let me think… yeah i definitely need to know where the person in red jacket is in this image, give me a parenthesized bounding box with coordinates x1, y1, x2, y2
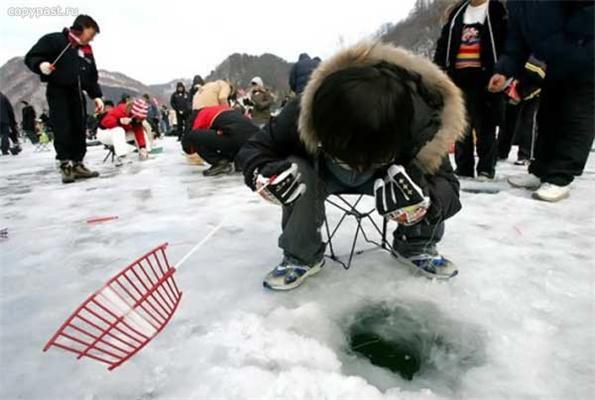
(97, 98, 149, 165)
(182, 104, 260, 176)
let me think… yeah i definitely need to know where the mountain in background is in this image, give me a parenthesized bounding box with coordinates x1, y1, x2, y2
(205, 53, 292, 93)
(2, 0, 455, 119)
(149, 53, 292, 101)
(380, 0, 454, 57)
(0, 56, 167, 117)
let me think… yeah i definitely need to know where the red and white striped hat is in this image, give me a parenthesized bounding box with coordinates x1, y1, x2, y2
(131, 99, 148, 120)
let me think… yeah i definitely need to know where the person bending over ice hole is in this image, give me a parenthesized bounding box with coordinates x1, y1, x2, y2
(97, 98, 150, 166)
(182, 104, 261, 176)
(237, 42, 467, 291)
(24, 14, 104, 184)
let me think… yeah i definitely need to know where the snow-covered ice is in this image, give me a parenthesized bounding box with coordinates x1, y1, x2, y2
(1, 138, 593, 399)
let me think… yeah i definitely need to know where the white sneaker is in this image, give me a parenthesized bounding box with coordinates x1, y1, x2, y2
(263, 259, 324, 291)
(508, 173, 541, 189)
(532, 183, 570, 202)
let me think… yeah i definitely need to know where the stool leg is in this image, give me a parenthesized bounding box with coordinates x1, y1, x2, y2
(382, 218, 388, 249)
(324, 217, 337, 259)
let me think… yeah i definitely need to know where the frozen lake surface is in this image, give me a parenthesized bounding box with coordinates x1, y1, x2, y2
(1, 138, 593, 399)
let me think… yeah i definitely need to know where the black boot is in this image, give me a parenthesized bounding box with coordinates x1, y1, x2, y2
(9, 145, 21, 155)
(59, 161, 76, 184)
(72, 162, 100, 179)
(203, 160, 232, 177)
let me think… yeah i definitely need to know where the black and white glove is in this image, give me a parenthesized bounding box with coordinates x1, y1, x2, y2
(374, 165, 431, 226)
(254, 161, 306, 206)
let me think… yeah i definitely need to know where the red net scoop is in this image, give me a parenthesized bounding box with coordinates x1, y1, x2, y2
(43, 243, 182, 370)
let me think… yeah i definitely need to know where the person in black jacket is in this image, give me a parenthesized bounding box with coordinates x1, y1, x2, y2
(289, 53, 321, 94)
(182, 105, 260, 176)
(170, 82, 189, 141)
(237, 42, 467, 291)
(24, 14, 104, 183)
(0, 92, 21, 155)
(434, 0, 507, 180)
(185, 75, 205, 138)
(20, 101, 37, 143)
(489, 0, 594, 202)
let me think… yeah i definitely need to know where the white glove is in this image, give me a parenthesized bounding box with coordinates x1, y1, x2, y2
(374, 165, 431, 226)
(94, 98, 104, 114)
(119, 117, 132, 125)
(40, 62, 55, 75)
(255, 161, 306, 206)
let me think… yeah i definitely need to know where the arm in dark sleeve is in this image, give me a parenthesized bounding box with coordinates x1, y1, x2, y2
(24, 33, 58, 75)
(237, 99, 302, 189)
(83, 58, 102, 99)
(495, 4, 531, 78)
(433, 19, 451, 70)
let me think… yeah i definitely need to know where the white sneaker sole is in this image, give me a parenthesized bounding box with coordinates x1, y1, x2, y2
(532, 191, 570, 202)
(263, 261, 324, 291)
(507, 177, 540, 190)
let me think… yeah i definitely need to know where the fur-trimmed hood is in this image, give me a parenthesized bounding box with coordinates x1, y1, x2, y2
(298, 41, 467, 174)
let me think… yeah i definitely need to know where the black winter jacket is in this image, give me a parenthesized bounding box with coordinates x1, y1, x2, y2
(496, 0, 594, 82)
(24, 30, 102, 99)
(237, 42, 468, 222)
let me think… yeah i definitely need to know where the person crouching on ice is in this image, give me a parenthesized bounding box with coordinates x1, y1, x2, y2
(236, 42, 467, 291)
(182, 104, 261, 176)
(97, 98, 150, 166)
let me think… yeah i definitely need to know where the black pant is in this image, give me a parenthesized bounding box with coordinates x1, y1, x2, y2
(185, 110, 197, 137)
(175, 110, 186, 139)
(453, 70, 498, 178)
(1, 124, 18, 154)
(182, 110, 259, 165)
(46, 84, 86, 162)
(498, 99, 539, 161)
(529, 80, 595, 186)
(182, 130, 240, 165)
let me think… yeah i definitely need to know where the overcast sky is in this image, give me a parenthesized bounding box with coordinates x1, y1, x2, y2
(1, 0, 416, 85)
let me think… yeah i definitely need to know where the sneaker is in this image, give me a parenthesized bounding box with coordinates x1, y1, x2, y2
(72, 162, 100, 179)
(455, 169, 474, 180)
(9, 145, 21, 155)
(508, 173, 541, 189)
(514, 159, 530, 166)
(263, 259, 325, 291)
(59, 161, 76, 184)
(139, 148, 149, 161)
(203, 161, 233, 177)
(532, 183, 570, 202)
(394, 253, 458, 280)
(476, 172, 494, 182)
